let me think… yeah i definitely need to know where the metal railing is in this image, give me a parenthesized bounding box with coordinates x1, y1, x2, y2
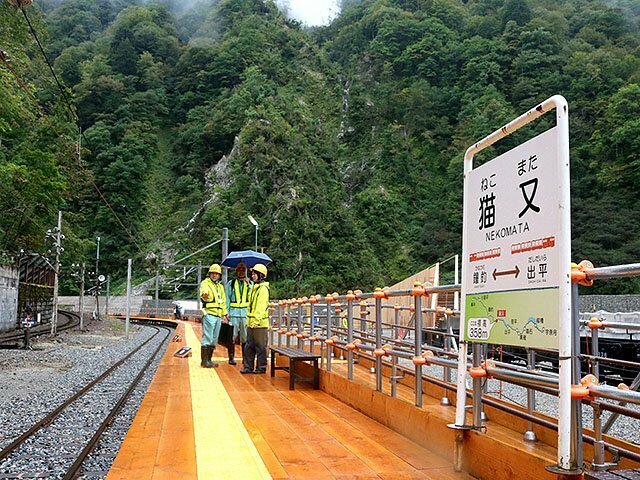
(269, 262, 640, 473)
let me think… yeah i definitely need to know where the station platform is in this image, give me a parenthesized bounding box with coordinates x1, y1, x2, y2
(106, 321, 473, 480)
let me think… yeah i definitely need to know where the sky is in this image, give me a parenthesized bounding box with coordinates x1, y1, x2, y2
(276, 0, 341, 26)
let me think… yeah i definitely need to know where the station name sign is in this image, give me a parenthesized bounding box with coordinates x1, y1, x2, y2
(463, 127, 567, 349)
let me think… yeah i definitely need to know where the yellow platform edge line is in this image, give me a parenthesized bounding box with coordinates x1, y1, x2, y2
(184, 322, 272, 480)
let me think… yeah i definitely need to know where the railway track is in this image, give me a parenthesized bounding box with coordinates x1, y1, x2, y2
(0, 310, 81, 347)
(0, 322, 173, 479)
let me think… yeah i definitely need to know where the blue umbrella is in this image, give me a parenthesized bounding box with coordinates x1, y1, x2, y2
(221, 250, 272, 269)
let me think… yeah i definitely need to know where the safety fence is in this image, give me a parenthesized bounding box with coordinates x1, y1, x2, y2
(268, 261, 640, 474)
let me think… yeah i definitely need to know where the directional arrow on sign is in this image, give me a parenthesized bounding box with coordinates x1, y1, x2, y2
(493, 266, 520, 280)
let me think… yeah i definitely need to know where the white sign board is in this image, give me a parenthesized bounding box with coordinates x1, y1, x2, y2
(462, 127, 567, 349)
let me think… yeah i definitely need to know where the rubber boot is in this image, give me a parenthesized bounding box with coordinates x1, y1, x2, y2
(200, 345, 208, 367)
(208, 346, 219, 368)
(202, 346, 218, 368)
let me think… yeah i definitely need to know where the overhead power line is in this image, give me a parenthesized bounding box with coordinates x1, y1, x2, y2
(0, 50, 145, 253)
(2, 4, 149, 254)
(19, 6, 77, 123)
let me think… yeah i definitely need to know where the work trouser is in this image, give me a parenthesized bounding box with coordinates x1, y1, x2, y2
(228, 307, 247, 344)
(201, 314, 222, 347)
(244, 327, 268, 371)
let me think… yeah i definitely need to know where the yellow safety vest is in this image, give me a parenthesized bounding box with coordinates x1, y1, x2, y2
(200, 278, 227, 317)
(246, 282, 270, 328)
(229, 279, 250, 308)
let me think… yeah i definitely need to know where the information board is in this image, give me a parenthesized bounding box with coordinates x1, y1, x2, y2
(462, 127, 566, 349)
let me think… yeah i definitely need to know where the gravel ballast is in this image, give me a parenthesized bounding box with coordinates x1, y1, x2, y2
(0, 318, 171, 479)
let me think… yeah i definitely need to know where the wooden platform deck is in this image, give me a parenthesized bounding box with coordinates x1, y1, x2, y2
(107, 321, 473, 479)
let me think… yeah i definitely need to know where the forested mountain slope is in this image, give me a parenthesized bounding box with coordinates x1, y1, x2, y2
(1, 0, 639, 296)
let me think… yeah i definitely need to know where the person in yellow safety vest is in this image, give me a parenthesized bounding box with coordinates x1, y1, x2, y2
(241, 263, 270, 374)
(199, 264, 228, 368)
(224, 263, 252, 365)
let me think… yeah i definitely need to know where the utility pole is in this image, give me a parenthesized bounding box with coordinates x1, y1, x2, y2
(222, 227, 229, 285)
(105, 274, 110, 315)
(125, 259, 132, 340)
(155, 270, 159, 317)
(79, 262, 85, 330)
(197, 260, 202, 312)
(95, 236, 100, 320)
(51, 210, 62, 335)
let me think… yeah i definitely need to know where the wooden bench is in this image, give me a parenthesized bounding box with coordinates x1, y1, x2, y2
(270, 346, 321, 390)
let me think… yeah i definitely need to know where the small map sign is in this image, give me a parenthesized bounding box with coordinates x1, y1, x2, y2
(462, 127, 567, 349)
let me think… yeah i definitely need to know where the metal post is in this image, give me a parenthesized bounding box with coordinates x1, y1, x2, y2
(441, 312, 452, 406)
(326, 303, 332, 372)
(79, 262, 85, 331)
(105, 275, 110, 315)
(347, 298, 353, 381)
(472, 343, 483, 428)
(310, 303, 315, 354)
(556, 97, 573, 472)
(125, 259, 132, 340)
(375, 297, 383, 392)
(394, 307, 399, 340)
(51, 210, 62, 335)
(454, 255, 459, 311)
(255, 225, 258, 252)
(277, 304, 283, 347)
(222, 227, 229, 285)
(524, 349, 537, 441)
(591, 321, 600, 379)
(155, 270, 159, 317)
(415, 294, 423, 407)
(297, 303, 303, 349)
(286, 303, 291, 347)
(196, 261, 202, 312)
(570, 283, 583, 470)
(592, 403, 607, 470)
(268, 304, 274, 346)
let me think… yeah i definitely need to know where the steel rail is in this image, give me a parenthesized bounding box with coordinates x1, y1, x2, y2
(0, 310, 80, 345)
(63, 324, 172, 479)
(0, 324, 165, 462)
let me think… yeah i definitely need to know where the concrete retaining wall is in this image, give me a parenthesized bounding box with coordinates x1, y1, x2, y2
(580, 295, 640, 312)
(0, 266, 19, 332)
(58, 295, 153, 316)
